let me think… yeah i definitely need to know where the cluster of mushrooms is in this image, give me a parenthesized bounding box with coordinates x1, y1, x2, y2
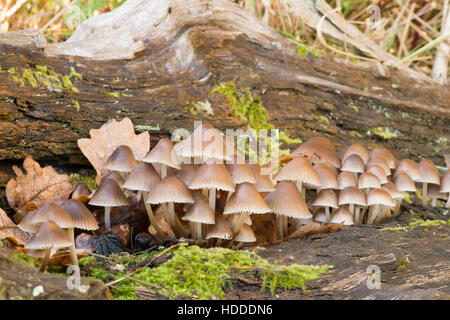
(18, 123, 450, 272)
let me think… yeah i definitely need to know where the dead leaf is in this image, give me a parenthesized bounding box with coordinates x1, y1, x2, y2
(77, 117, 150, 184)
(111, 224, 130, 247)
(0, 208, 30, 246)
(148, 205, 174, 237)
(286, 222, 346, 240)
(48, 249, 88, 265)
(5, 156, 73, 222)
(75, 233, 97, 253)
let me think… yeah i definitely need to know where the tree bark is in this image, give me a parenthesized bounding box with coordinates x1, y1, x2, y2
(0, 0, 449, 199)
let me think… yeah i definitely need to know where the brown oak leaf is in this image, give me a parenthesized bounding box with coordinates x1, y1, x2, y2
(5, 156, 73, 222)
(0, 208, 31, 246)
(77, 117, 150, 183)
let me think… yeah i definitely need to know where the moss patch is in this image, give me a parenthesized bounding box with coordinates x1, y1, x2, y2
(381, 218, 449, 231)
(69, 173, 97, 190)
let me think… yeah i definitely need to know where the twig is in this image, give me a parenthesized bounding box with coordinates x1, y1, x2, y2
(40, 0, 81, 32)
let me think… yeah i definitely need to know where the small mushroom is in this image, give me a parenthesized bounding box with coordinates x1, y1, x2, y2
(338, 186, 367, 223)
(71, 183, 91, 204)
(341, 154, 365, 180)
(105, 145, 138, 179)
(142, 138, 181, 179)
(382, 182, 404, 217)
(417, 159, 440, 206)
(181, 200, 215, 245)
(232, 224, 256, 249)
(337, 171, 357, 190)
(369, 147, 397, 170)
(311, 189, 338, 223)
(440, 170, 450, 208)
(330, 208, 354, 225)
(290, 137, 341, 169)
(206, 216, 232, 247)
(393, 173, 417, 216)
(341, 143, 369, 164)
(366, 189, 394, 224)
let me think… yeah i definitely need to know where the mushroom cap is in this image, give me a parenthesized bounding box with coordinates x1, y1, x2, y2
(440, 170, 450, 193)
(102, 171, 125, 187)
(428, 184, 446, 199)
(223, 182, 271, 215)
(205, 217, 232, 240)
(291, 137, 340, 168)
(274, 156, 321, 187)
(367, 158, 391, 176)
(382, 182, 404, 200)
(313, 163, 338, 189)
(338, 186, 367, 206)
(25, 221, 72, 250)
(228, 213, 252, 229)
(264, 181, 312, 219)
(226, 162, 256, 184)
(71, 183, 91, 201)
(418, 159, 440, 184)
(249, 164, 276, 192)
(342, 143, 369, 164)
(18, 202, 74, 232)
(369, 147, 397, 169)
(146, 175, 194, 204)
(330, 208, 354, 225)
(312, 189, 338, 208)
(176, 164, 198, 186)
(366, 165, 388, 184)
(89, 179, 130, 207)
(105, 145, 138, 173)
(189, 160, 235, 192)
(313, 209, 328, 224)
(358, 172, 381, 189)
(57, 199, 99, 231)
(341, 154, 365, 173)
(394, 159, 421, 181)
(234, 224, 256, 243)
(142, 138, 181, 169)
(367, 188, 395, 206)
(181, 200, 215, 224)
(337, 171, 357, 190)
(394, 173, 416, 192)
(123, 162, 161, 192)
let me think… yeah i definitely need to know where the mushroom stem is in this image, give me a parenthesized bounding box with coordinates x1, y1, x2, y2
(215, 239, 223, 247)
(354, 206, 360, 225)
(431, 197, 437, 207)
(167, 202, 188, 237)
(367, 205, 379, 224)
(196, 222, 203, 246)
(104, 206, 111, 230)
(282, 216, 288, 236)
(209, 188, 216, 211)
(143, 191, 165, 239)
(231, 212, 249, 236)
(296, 181, 305, 198)
(422, 182, 428, 205)
(39, 248, 52, 273)
(278, 215, 285, 240)
(136, 190, 142, 202)
(393, 198, 403, 217)
(161, 164, 167, 179)
(67, 228, 79, 274)
(235, 242, 244, 249)
(325, 207, 331, 223)
(349, 203, 355, 216)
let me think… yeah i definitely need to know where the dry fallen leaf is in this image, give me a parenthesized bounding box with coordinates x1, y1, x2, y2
(0, 208, 31, 246)
(148, 205, 174, 238)
(5, 156, 73, 222)
(77, 117, 150, 183)
(286, 222, 346, 240)
(48, 249, 88, 265)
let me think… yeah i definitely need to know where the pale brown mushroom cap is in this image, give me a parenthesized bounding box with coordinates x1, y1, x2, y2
(142, 138, 181, 169)
(57, 199, 99, 231)
(234, 224, 256, 243)
(358, 172, 381, 189)
(223, 182, 270, 215)
(313, 209, 328, 224)
(19, 202, 74, 232)
(205, 217, 232, 240)
(418, 159, 440, 185)
(369, 147, 397, 169)
(291, 137, 340, 168)
(341, 154, 365, 173)
(105, 145, 138, 173)
(366, 165, 388, 184)
(226, 162, 256, 184)
(382, 182, 404, 200)
(249, 164, 276, 192)
(264, 181, 312, 219)
(367, 188, 395, 207)
(312, 189, 338, 208)
(228, 214, 252, 229)
(89, 179, 130, 207)
(330, 208, 354, 225)
(274, 156, 321, 187)
(440, 170, 450, 193)
(146, 175, 194, 204)
(123, 162, 161, 192)
(394, 173, 416, 192)
(313, 163, 338, 189)
(25, 221, 72, 250)
(71, 183, 91, 201)
(337, 171, 357, 190)
(181, 200, 215, 224)
(189, 160, 235, 192)
(342, 143, 369, 164)
(102, 171, 125, 187)
(394, 159, 421, 181)
(18, 210, 40, 233)
(428, 184, 446, 200)
(338, 186, 367, 206)
(176, 164, 198, 186)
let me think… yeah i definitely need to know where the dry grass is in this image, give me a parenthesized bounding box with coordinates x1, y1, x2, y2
(0, 0, 448, 81)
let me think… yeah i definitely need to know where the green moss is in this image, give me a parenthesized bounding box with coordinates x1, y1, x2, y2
(69, 173, 97, 190)
(185, 100, 214, 116)
(22, 69, 38, 88)
(72, 100, 81, 112)
(135, 124, 161, 132)
(369, 127, 402, 139)
(397, 256, 410, 271)
(68, 67, 83, 81)
(312, 114, 330, 124)
(13, 252, 37, 267)
(381, 218, 449, 231)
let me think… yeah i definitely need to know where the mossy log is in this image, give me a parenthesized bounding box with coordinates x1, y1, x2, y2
(0, 0, 449, 197)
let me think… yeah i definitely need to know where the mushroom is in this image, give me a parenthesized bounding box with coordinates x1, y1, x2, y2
(428, 184, 446, 207)
(382, 182, 404, 218)
(367, 157, 391, 177)
(176, 164, 198, 186)
(249, 164, 276, 195)
(337, 171, 357, 190)
(313, 163, 338, 191)
(105, 145, 138, 179)
(232, 224, 256, 249)
(440, 170, 450, 208)
(206, 216, 232, 247)
(330, 208, 354, 225)
(366, 165, 388, 184)
(18, 202, 74, 233)
(225, 160, 256, 201)
(366, 189, 394, 224)
(290, 137, 341, 168)
(341, 143, 369, 164)
(417, 159, 440, 206)
(223, 182, 270, 237)
(394, 159, 421, 181)
(273, 156, 321, 197)
(146, 175, 194, 238)
(71, 183, 91, 204)
(393, 173, 417, 216)
(264, 181, 312, 239)
(142, 138, 181, 179)
(341, 154, 365, 180)
(189, 159, 235, 211)
(313, 208, 328, 225)
(181, 200, 215, 245)
(358, 172, 381, 193)
(102, 171, 125, 187)
(369, 147, 397, 170)
(88, 179, 129, 230)
(25, 221, 72, 272)
(338, 186, 367, 223)
(311, 189, 338, 223)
